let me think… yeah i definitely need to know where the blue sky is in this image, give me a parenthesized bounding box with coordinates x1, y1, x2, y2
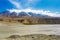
(0, 0, 60, 17)
(0, 0, 60, 12)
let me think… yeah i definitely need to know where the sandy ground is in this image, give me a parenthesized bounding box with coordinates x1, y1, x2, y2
(0, 21, 60, 38)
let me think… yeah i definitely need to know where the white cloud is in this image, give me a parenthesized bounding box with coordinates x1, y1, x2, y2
(8, 9, 60, 17)
(9, 0, 39, 9)
(9, 0, 22, 9)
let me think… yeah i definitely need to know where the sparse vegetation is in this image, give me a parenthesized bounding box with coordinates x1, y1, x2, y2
(0, 16, 60, 24)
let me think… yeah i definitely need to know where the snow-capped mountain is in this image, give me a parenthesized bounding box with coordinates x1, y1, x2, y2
(10, 12, 17, 17)
(0, 10, 55, 18)
(0, 11, 10, 17)
(28, 12, 50, 18)
(18, 12, 29, 17)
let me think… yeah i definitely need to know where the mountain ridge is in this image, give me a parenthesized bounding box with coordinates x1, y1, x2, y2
(0, 10, 52, 18)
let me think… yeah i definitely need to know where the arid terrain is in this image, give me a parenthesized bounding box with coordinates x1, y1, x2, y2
(0, 0, 60, 40)
(0, 21, 60, 40)
(0, 16, 60, 24)
(0, 16, 60, 40)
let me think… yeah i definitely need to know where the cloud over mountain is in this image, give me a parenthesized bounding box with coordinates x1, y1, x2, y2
(8, 0, 60, 17)
(8, 9, 60, 17)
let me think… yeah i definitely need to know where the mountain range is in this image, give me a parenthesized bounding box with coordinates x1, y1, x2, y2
(0, 11, 60, 24)
(0, 11, 50, 18)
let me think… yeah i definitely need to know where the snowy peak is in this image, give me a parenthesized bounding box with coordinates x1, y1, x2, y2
(8, 9, 60, 17)
(0, 9, 60, 18)
(0, 11, 50, 18)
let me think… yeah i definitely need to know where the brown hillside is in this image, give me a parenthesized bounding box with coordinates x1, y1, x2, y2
(0, 16, 60, 24)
